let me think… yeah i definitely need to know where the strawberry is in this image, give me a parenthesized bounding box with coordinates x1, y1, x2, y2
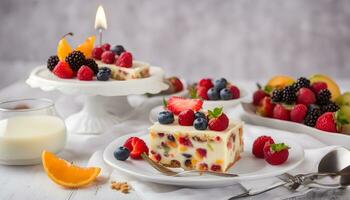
(252, 136, 275, 158)
(311, 82, 327, 94)
(228, 85, 240, 99)
(168, 77, 183, 92)
(167, 96, 203, 115)
(101, 43, 111, 51)
(263, 142, 289, 165)
(77, 65, 94, 81)
(290, 104, 307, 123)
(53, 61, 74, 79)
(101, 51, 115, 64)
(197, 86, 209, 100)
(178, 109, 195, 126)
(198, 78, 214, 89)
(272, 104, 290, 121)
(116, 52, 133, 68)
(178, 136, 193, 147)
(208, 107, 229, 131)
(196, 148, 207, 159)
(315, 111, 349, 133)
(253, 90, 268, 106)
(256, 97, 275, 118)
(297, 88, 316, 106)
(123, 137, 148, 159)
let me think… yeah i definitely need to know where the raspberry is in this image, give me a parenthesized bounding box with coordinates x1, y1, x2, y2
(197, 86, 209, 100)
(178, 109, 195, 126)
(253, 90, 268, 106)
(178, 136, 193, 147)
(297, 88, 316, 106)
(263, 142, 289, 165)
(272, 104, 290, 121)
(92, 47, 103, 60)
(116, 52, 133, 68)
(101, 43, 111, 51)
(210, 164, 222, 172)
(208, 108, 229, 131)
(290, 104, 308, 123)
(77, 65, 94, 81)
(198, 78, 214, 89)
(252, 136, 275, 158)
(228, 85, 240, 99)
(311, 82, 327, 94)
(101, 51, 115, 64)
(53, 61, 74, 79)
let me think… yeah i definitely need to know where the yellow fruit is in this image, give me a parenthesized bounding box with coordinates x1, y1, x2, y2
(57, 33, 73, 61)
(266, 75, 295, 89)
(76, 35, 95, 58)
(309, 74, 341, 101)
(42, 150, 100, 188)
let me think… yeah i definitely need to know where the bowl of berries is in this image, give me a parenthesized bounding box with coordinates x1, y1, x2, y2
(188, 78, 250, 110)
(241, 74, 350, 148)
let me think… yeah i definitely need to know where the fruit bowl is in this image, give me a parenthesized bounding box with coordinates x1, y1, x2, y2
(26, 65, 168, 135)
(240, 102, 350, 148)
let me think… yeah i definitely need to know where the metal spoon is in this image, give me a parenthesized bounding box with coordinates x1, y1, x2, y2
(318, 147, 350, 174)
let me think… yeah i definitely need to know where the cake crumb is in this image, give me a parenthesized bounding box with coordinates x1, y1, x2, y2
(111, 181, 131, 194)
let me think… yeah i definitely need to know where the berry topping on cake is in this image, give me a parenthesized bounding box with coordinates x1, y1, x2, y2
(57, 32, 73, 61)
(228, 85, 240, 99)
(158, 111, 175, 124)
(167, 96, 203, 115)
(65, 50, 86, 72)
(84, 58, 99, 75)
(47, 55, 60, 71)
(272, 104, 290, 121)
(193, 117, 208, 130)
(194, 112, 206, 120)
(208, 107, 229, 131)
(196, 148, 207, 158)
(297, 88, 316, 106)
(178, 109, 195, 126)
(101, 50, 115, 64)
(77, 65, 94, 81)
(168, 77, 183, 93)
(290, 104, 308, 123)
(123, 137, 149, 160)
(96, 67, 111, 81)
(116, 52, 133, 68)
(101, 43, 111, 51)
(219, 88, 232, 100)
(92, 47, 103, 60)
(311, 81, 328, 94)
(114, 146, 130, 161)
(263, 142, 289, 165)
(75, 35, 95, 58)
(198, 78, 214, 89)
(207, 88, 220, 100)
(111, 45, 125, 55)
(53, 61, 74, 79)
(197, 86, 209, 100)
(178, 136, 193, 147)
(252, 135, 275, 158)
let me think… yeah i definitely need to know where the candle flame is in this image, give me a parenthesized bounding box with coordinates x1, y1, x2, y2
(94, 5, 107, 30)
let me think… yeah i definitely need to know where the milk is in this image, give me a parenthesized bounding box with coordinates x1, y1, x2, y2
(0, 115, 66, 165)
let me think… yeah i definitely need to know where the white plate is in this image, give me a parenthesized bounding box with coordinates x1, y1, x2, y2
(241, 102, 350, 148)
(103, 131, 304, 188)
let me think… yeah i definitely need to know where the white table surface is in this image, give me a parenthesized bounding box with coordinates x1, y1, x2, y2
(0, 79, 350, 200)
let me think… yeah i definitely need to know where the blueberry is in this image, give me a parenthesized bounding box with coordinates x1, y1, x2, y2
(195, 112, 206, 119)
(97, 70, 110, 81)
(193, 117, 208, 130)
(99, 67, 112, 74)
(114, 146, 130, 161)
(214, 78, 227, 91)
(158, 111, 174, 124)
(220, 88, 233, 100)
(207, 88, 220, 100)
(167, 134, 175, 142)
(111, 45, 125, 55)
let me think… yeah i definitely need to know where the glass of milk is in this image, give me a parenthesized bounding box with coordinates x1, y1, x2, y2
(0, 98, 66, 165)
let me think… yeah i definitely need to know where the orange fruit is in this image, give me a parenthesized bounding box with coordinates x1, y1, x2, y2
(76, 35, 96, 58)
(309, 74, 341, 101)
(42, 151, 100, 188)
(266, 75, 295, 89)
(57, 33, 73, 61)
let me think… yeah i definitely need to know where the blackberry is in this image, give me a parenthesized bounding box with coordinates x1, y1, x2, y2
(47, 55, 59, 71)
(281, 86, 296, 104)
(321, 102, 340, 113)
(271, 89, 283, 103)
(293, 77, 310, 91)
(304, 105, 321, 127)
(65, 50, 86, 72)
(85, 58, 98, 75)
(316, 89, 331, 105)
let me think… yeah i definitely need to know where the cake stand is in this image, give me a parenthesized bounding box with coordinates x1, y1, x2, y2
(26, 65, 168, 135)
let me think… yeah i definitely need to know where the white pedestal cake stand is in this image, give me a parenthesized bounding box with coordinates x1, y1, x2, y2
(26, 65, 168, 135)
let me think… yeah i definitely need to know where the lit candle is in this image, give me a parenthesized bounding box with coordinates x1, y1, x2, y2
(94, 5, 107, 46)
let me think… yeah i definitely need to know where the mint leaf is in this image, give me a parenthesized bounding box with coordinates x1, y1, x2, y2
(188, 85, 198, 99)
(270, 143, 289, 152)
(208, 107, 223, 119)
(162, 97, 168, 109)
(264, 85, 273, 94)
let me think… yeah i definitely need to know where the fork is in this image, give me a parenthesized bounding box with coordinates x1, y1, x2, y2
(141, 153, 238, 177)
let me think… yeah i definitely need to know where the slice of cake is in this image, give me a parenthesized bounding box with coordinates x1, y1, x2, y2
(96, 60, 150, 80)
(148, 102, 244, 172)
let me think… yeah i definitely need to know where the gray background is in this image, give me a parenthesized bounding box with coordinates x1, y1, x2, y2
(1, 0, 350, 88)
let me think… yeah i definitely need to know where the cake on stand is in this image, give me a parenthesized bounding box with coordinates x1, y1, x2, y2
(26, 64, 168, 135)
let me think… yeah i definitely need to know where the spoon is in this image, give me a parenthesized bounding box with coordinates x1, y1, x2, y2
(318, 147, 350, 174)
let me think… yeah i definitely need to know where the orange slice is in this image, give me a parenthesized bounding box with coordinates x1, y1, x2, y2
(57, 33, 73, 61)
(42, 151, 100, 188)
(76, 35, 96, 58)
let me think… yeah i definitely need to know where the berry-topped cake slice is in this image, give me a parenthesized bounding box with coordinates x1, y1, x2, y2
(148, 97, 244, 172)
